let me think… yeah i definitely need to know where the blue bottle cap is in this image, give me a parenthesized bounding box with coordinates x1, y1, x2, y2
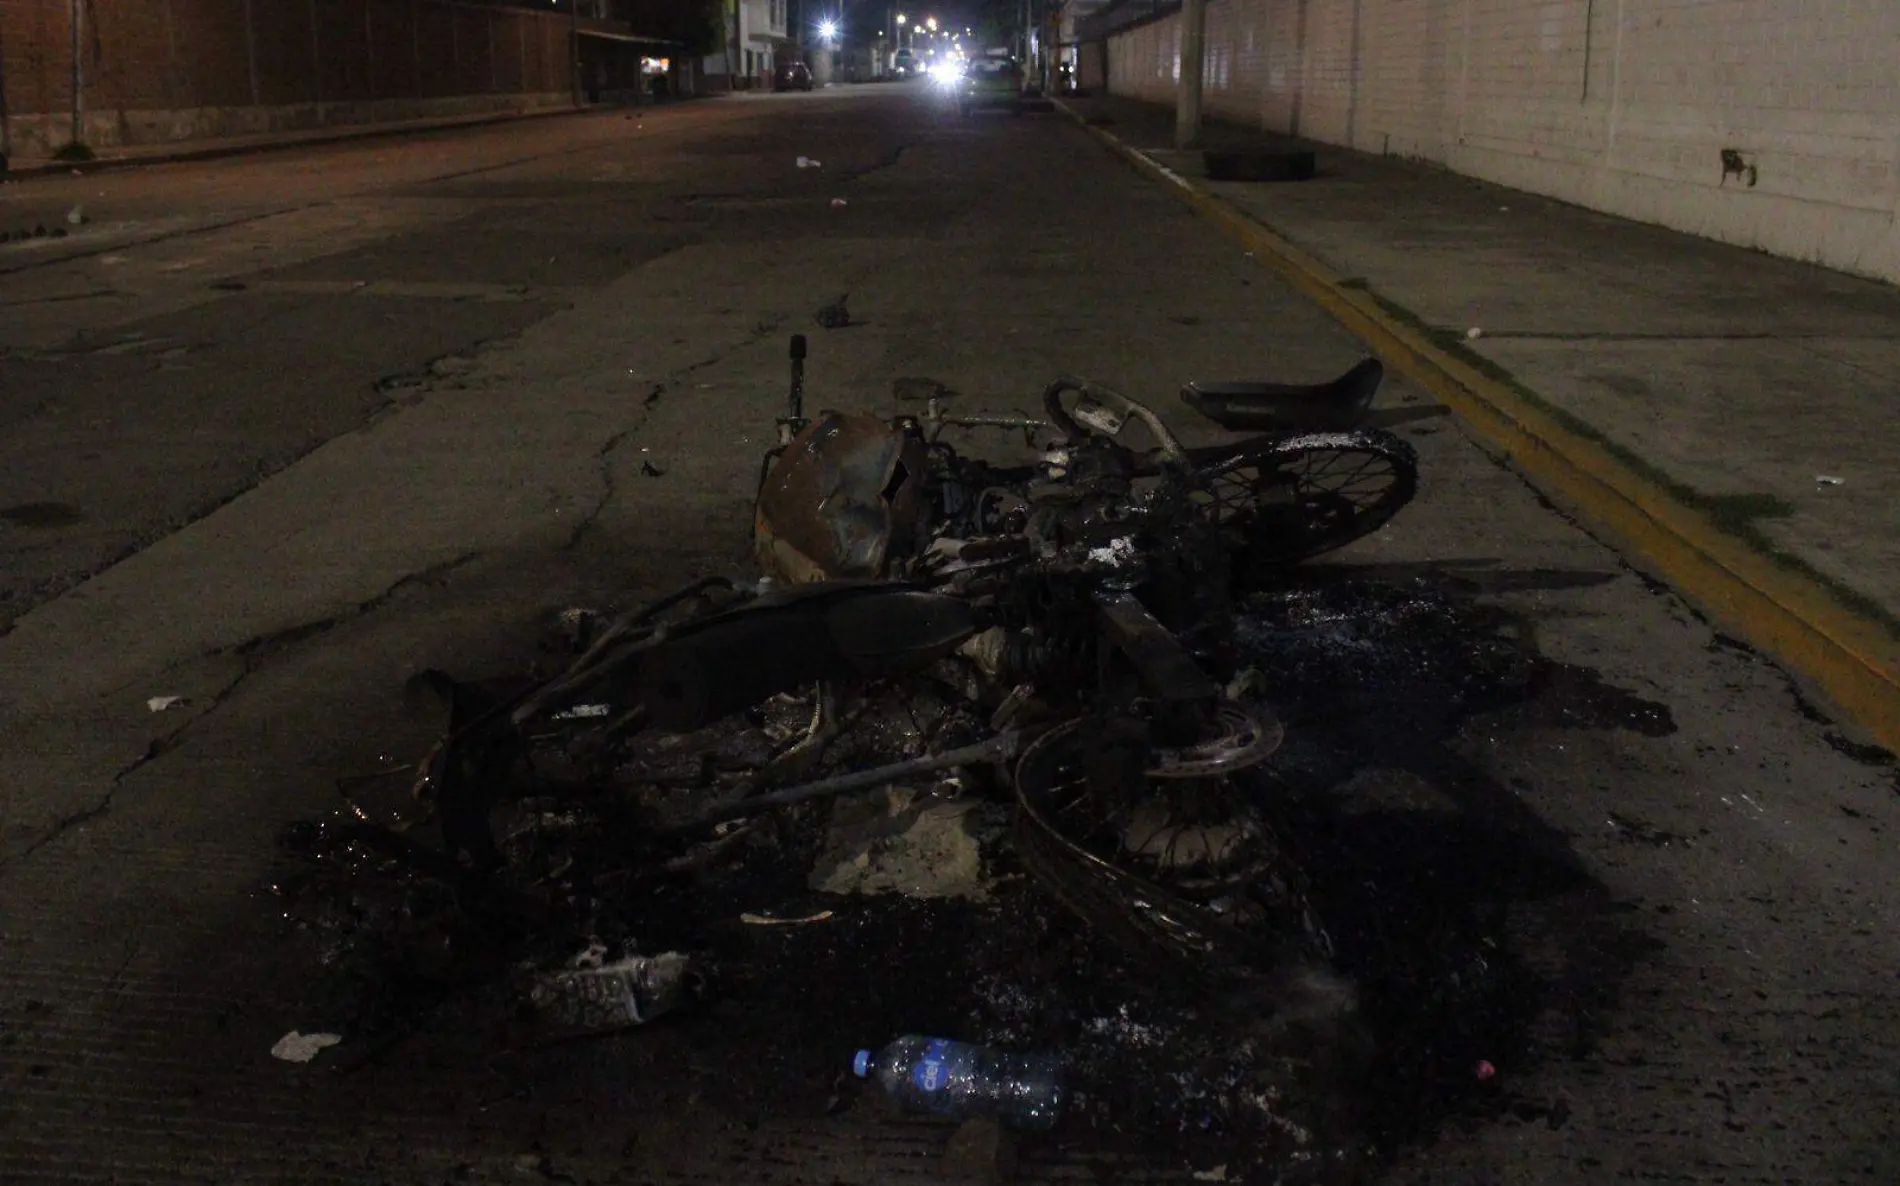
(853, 1049, 872, 1077)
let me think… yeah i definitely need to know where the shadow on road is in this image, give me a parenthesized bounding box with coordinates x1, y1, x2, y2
(251, 562, 1665, 1183)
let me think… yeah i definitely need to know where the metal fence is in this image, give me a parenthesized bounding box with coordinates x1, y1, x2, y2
(1073, 0, 1181, 43)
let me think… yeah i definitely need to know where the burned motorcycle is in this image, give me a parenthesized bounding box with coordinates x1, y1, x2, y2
(740, 336, 1416, 971)
(395, 336, 1418, 980)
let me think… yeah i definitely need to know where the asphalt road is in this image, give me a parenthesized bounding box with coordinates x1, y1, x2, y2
(2, 85, 1898, 1184)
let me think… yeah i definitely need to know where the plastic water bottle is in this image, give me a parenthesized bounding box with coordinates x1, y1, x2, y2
(853, 1035, 1065, 1131)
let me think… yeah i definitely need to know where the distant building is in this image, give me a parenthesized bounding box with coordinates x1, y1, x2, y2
(838, 44, 881, 84)
(0, 0, 684, 159)
(1057, 0, 1111, 87)
(573, 0, 694, 102)
(700, 0, 801, 91)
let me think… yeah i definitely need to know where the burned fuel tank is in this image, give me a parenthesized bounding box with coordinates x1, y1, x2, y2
(755, 412, 930, 584)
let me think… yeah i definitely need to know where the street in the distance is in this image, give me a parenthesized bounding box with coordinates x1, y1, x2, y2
(1, 82, 1897, 1186)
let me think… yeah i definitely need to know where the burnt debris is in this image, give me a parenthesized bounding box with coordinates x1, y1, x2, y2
(270, 337, 1648, 1181)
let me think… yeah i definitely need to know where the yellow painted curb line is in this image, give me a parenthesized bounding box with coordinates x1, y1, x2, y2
(1057, 100, 1900, 754)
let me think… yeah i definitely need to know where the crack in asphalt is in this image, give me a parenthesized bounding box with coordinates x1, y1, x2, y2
(372, 346, 488, 395)
(0, 448, 371, 636)
(0, 322, 535, 634)
(4, 144, 767, 621)
(0, 197, 776, 632)
(846, 140, 915, 182)
(561, 314, 793, 552)
(100, 926, 147, 1005)
(0, 288, 123, 309)
(0, 207, 307, 278)
(565, 428, 638, 552)
(0, 550, 482, 881)
(228, 550, 483, 661)
(0, 222, 840, 864)
(0, 662, 246, 882)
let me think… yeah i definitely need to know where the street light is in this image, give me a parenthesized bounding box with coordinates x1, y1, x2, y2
(819, 18, 839, 41)
(926, 16, 938, 30)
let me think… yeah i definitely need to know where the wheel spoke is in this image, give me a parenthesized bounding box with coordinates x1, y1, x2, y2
(1190, 436, 1418, 566)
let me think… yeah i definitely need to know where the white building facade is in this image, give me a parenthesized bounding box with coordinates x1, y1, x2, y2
(701, 0, 797, 90)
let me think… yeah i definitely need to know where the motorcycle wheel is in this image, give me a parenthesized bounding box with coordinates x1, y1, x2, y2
(1011, 711, 1334, 981)
(1190, 428, 1418, 569)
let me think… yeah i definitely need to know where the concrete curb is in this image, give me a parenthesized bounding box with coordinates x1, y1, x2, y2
(0, 100, 692, 181)
(1055, 99, 1900, 754)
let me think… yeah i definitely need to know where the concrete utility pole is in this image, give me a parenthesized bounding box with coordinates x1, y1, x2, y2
(1174, 0, 1204, 149)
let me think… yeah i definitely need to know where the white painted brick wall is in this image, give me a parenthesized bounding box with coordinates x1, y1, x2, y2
(1345, 0, 1458, 162)
(1104, 0, 1900, 283)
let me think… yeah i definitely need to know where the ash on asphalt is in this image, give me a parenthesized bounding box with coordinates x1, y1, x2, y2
(268, 567, 1668, 1183)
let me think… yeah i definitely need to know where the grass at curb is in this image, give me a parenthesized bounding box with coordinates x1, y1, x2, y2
(1350, 284, 1900, 636)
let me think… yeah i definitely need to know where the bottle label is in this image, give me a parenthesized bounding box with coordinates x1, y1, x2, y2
(912, 1039, 953, 1092)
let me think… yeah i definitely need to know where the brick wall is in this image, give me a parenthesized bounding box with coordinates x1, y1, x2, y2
(418, 2, 460, 99)
(0, 0, 577, 158)
(1102, 0, 1900, 284)
(251, 1, 317, 107)
(0, 0, 68, 125)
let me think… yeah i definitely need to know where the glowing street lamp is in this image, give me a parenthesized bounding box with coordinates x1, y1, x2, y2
(925, 16, 938, 30)
(818, 18, 839, 41)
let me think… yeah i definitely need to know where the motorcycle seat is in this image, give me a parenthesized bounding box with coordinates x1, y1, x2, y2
(1179, 356, 1384, 433)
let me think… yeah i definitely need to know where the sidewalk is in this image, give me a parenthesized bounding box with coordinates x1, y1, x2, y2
(0, 97, 703, 180)
(1059, 93, 1900, 750)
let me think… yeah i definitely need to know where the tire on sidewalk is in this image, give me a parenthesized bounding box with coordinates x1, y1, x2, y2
(1202, 150, 1317, 183)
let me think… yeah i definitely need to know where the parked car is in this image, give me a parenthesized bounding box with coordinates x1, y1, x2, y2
(958, 57, 1024, 117)
(776, 61, 813, 91)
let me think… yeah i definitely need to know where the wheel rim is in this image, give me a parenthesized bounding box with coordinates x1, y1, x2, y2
(1011, 715, 1335, 971)
(1193, 439, 1413, 565)
(1015, 707, 1283, 894)
(1147, 702, 1286, 779)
